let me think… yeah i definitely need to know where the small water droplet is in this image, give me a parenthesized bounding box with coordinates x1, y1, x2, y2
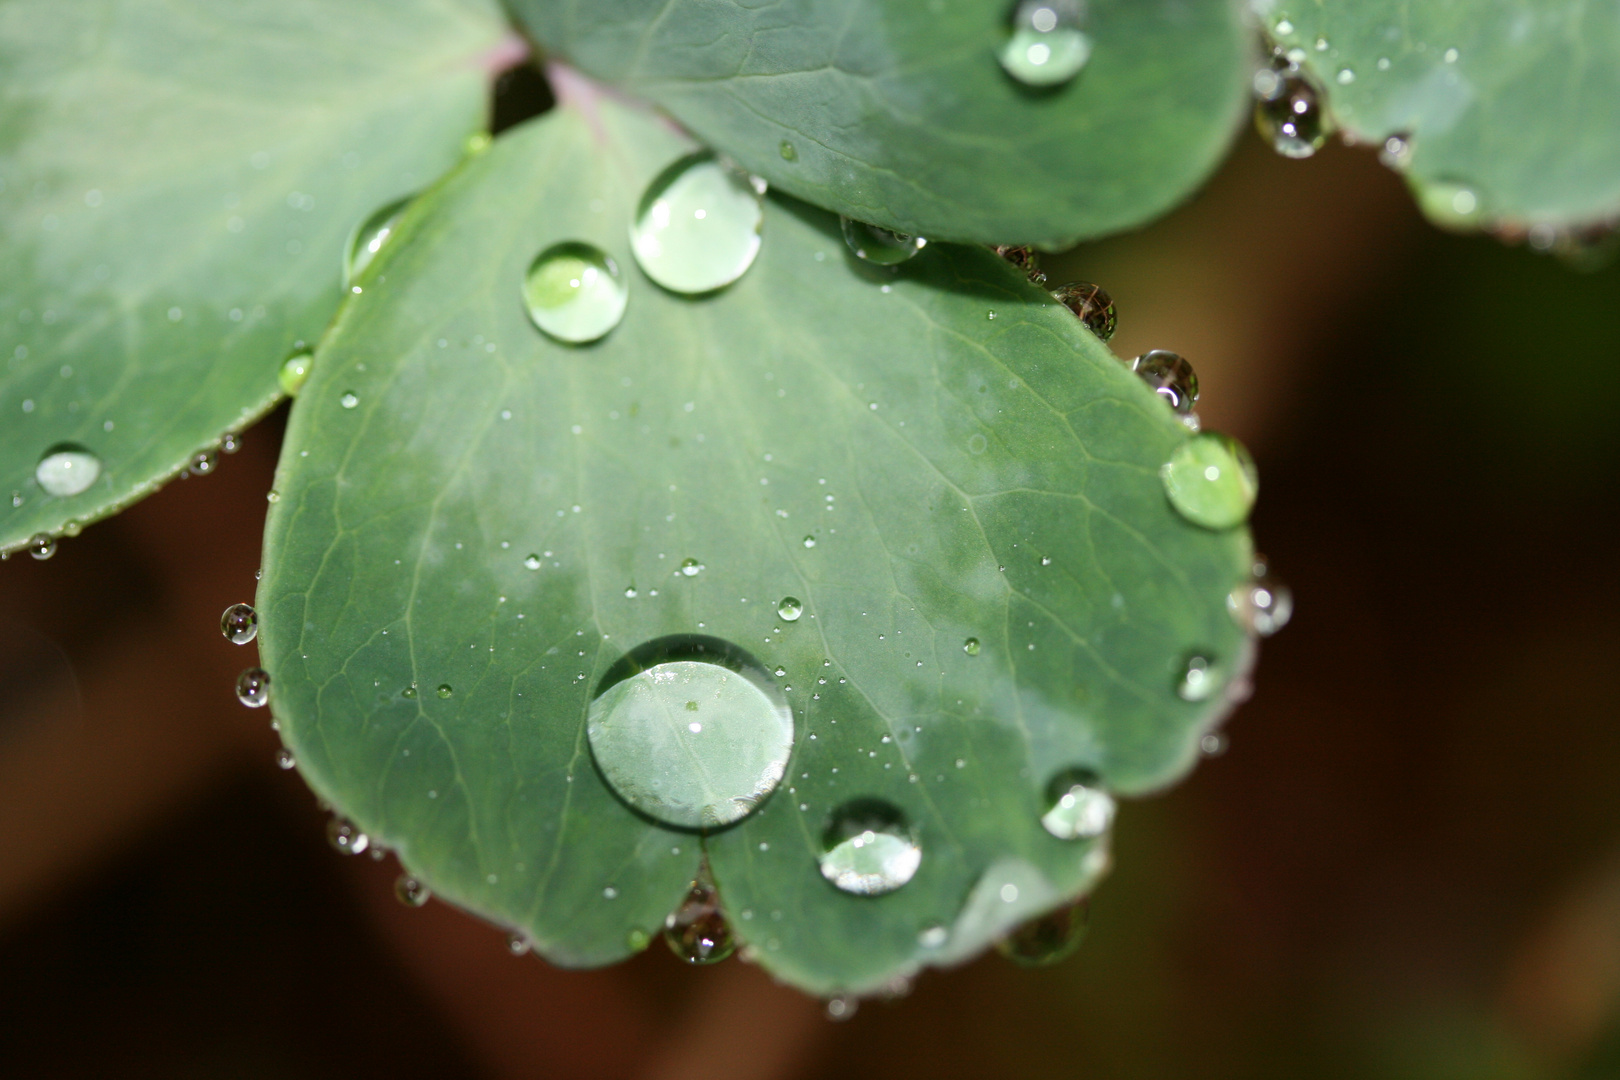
(188, 449, 218, 476)
(340, 390, 359, 409)
(27, 532, 57, 560)
(664, 877, 735, 964)
(997, 898, 1089, 966)
(1131, 350, 1199, 413)
(220, 603, 258, 644)
(236, 667, 271, 707)
(506, 932, 531, 956)
(999, 0, 1092, 87)
(275, 747, 296, 770)
(1254, 64, 1329, 158)
(345, 195, 411, 285)
(680, 558, 703, 577)
(1229, 557, 1293, 636)
(279, 347, 314, 396)
(1200, 732, 1228, 756)
(819, 799, 921, 896)
(1336, 67, 1355, 84)
(777, 596, 803, 621)
(1379, 133, 1413, 171)
(1049, 282, 1116, 340)
(993, 244, 1045, 283)
(35, 445, 102, 497)
(630, 151, 763, 294)
(522, 241, 628, 344)
(624, 585, 638, 598)
(779, 140, 798, 161)
(1040, 768, 1115, 840)
(326, 816, 369, 855)
(1416, 180, 1485, 229)
(403, 685, 418, 698)
(395, 874, 430, 907)
(1160, 433, 1258, 530)
(802, 535, 817, 548)
(1177, 652, 1221, 702)
(220, 432, 242, 455)
(918, 923, 948, 949)
(963, 637, 981, 656)
(436, 684, 452, 699)
(524, 553, 542, 570)
(840, 217, 926, 264)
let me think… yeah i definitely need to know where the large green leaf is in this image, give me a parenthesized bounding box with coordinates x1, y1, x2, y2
(508, 0, 1252, 248)
(258, 88, 1254, 994)
(0, 0, 509, 554)
(1255, 0, 1620, 230)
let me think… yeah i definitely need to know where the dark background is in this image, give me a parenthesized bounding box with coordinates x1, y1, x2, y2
(2, 65, 1618, 1080)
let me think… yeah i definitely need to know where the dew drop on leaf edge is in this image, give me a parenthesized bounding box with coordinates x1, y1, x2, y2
(1160, 433, 1258, 530)
(344, 195, 411, 286)
(279, 348, 313, 397)
(664, 877, 735, 964)
(997, 897, 1089, 966)
(1131, 350, 1198, 413)
(395, 874, 430, 907)
(1049, 282, 1116, 341)
(326, 815, 369, 856)
(28, 532, 56, 560)
(220, 602, 258, 644)
(236, 667, 270, 707)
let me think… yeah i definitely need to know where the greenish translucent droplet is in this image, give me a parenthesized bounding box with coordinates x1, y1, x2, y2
(1177, 652, 1221, 701)
(819, 799, 921, 896)
(777, 596, 803, 622)
(630, 152, 764, 294)
(340, 391, 359, 409)
(1228, 555, 1293, 637)
(999, 0, 1092, 87)
(522, 241, 628, 344)
(34, 444, 101, 497)
(344, 195, 411, 285)
(587, 650, 793, 829)
(779, 140, 797, 162)
(278, 348, 313, 397)
(1039, 768, 1114, 840)
(436, 684, 452, 699)
(839, 216, 925, 265)
(963, 637, 981, 656)
(1160, 433, 1258, 530)
(680, 557, 703, 577)
(996, 898, 1088, 966)
(1414, 180, 1485, 230)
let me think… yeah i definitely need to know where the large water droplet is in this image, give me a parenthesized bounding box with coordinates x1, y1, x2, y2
(35, 445, 101, 497)
(1160, 433, 1258, 530)
(819, 799, 921, 896)
(777, 596, 803, 622)
(999, 0, 1092, 87)
(1049, 282, 1116, 341)
(27, 533, 56, 560)
(996, 898, 1088, 966)
(1253, 64, 1328, 158)
(220, 602, 258, 644)
(395, 874, 430, 907)
(630, 152, 763, 294)
(1131, 350, 1198, 413)
(522, 241, 628, 344)
(279, 347, 313, 396)
(664, 877, 735, 964)
(587, 638, 793, 829)
(840, 217, 926, 265)
(236, 667, 270, 707)
(327, 815, 369, 855)
(1040, 768, 1115, 840)
(1229, 556, 1293, 636)
(345, 195, 411, 285)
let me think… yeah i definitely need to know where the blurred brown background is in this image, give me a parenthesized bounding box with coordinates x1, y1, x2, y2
(2, 67, 1618, 1079)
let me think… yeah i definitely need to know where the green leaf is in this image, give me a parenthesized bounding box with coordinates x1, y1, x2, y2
(508, 0, 1253, 248)
(1257, 0, 1620, 230)
(0, 0, 510, 554)
(258, 86, 1254, 994)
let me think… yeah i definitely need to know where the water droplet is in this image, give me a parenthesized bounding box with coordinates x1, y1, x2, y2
(624, 585, 638, 599)
(402, 685, 418, 699)
(840, 217, 926, 264)
(1177, 652, 1220, 701)
(524, 553, 542, 570)
(779, 140, 798, 161)
(1379, 134, 1413, 171)
(220, 432, 242, 455)
(664, 877, 735, 964)
(963, 637, 981, 655)
(1336, 67, 1355, 84)
(275, 747, 296, 770)
(819, 799, 921, 896)
(1416, 180, 1484, 229)
(436, 684, 452, 699)
(587, 641, 793, 828)
(1200, 732, 1228, 756)
(777, 596, 803, 622)
(1049, 282, 1116, 341)
(395, 874, 430, 907)
(802, 535, 816, 549)
(345, 195, 410, 285)
(994, 244, 1045, 284)
(999, 0, 1092, 87)
(220, 603, 258, 644)
(1229, 557, 1293, 636)
(522, 241, 628, 344)
(236, 667, 271, 707)
(35, 445, 101, 497)
(1160, 433, 1258, 530)
(1040, 768, 1115, 840)
(679, 558, 703, 577)
(1254, 65, 1329, 159)
(279, 347, 314, 396)
(918, 923, 949, 949)
(825, 995, 858, 1021)
(630, 152, 763, 294)
(1131, 350, 1198, 413)
(506, 932, 531, 956)
(326, 816, 369, 855)
(340, 390, 359, 409)
(188, 449, 218, 476)
(26, 533, 55, 559)
(997, 898, 1089, 966)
